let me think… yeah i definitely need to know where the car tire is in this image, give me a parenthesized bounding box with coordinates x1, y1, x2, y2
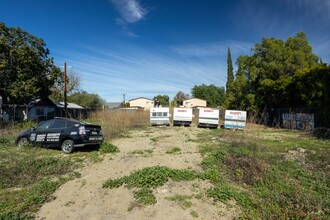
(17, 137, 28, 148)
(61, 139, 74, 154)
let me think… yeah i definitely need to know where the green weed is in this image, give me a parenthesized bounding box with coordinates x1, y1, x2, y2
(133, 188, 157, 206)
(166, 147, 181, 154)
(99, 141, 120, 154)
(103, 166, 199, 189)
(165, 194, 193, 201)
(190, 210, 199, 218)
(128, 149, 153, 157)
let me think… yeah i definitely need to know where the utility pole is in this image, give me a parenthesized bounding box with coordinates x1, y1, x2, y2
(64, 62, 67, 117)
(122, 93, 126, 108)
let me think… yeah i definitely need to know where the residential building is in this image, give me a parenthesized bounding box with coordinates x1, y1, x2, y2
(182, 98, 207, 108)
(129, 97, 154, 110)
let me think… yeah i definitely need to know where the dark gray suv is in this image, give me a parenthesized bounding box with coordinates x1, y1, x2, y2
(16, 118, 104, 153)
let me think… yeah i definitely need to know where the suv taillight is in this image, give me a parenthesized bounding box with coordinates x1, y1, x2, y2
(79, 126, 86, 135)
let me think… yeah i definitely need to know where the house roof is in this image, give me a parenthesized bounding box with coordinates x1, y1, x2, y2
(129, 97, 153, 102)
(29, 98, 57, 107)
(54, 102, 84, 109)
(106, 102, 123, 109)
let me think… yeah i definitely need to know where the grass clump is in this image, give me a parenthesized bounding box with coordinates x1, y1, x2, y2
(190, 210, 198, 218)
(99, 141, 120, 154)
(165, 194, 194, 209)
(103, 166, 199, 189)
(0, 141, 82, 218)
(197, 126, 330, 219)
(103, 166, 199, 207)
(166, 147, 181, 154)
(133, 188, 157, 206)
(128, 149, 153, 157)
(0, 156, 74, 189)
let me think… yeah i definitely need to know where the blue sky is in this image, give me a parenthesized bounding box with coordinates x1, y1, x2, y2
(2, 0, 330, 102)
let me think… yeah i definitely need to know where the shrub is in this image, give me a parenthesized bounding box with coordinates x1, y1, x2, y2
(99, 142, 120, 154)
(313, 127, 330, 139)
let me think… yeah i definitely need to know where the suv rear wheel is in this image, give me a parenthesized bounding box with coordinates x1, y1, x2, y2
(61, 139, 74, 153)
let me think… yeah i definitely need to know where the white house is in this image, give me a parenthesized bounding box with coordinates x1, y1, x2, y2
(182, 98, 207, 108)
(129, 97, 154, 110)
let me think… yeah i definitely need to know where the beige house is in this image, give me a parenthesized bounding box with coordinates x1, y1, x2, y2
(129, 97, 154, 110)
(182, 98, 207, 108)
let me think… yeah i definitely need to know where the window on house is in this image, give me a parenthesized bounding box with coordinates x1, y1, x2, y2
(36, 108, 45, 116)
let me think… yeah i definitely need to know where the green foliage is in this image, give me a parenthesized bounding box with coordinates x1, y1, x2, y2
(68, 90, 105, 109)
(190, 210, 199, 218)
(0, 22, 61, 104)
(197, 127, 330, 219)
(207, 183, 255, 209)
(165, 194, 193, 201)
(252, 160, 330, 219)
(0, 146, 79, 218)
(225, 32, 320, 112)
(128, 149, 153, 157)
(0, 156, 74, 189)
(165, 194, 194, 209)
(133, 188, 157, 206)
(103, 166, 199, 208)
(226, 47, 234, 92)
(99, 141, 120, 154)
(191, 84, 225, 107)
(313, 127, 330, 139)
(166, 147, 181, 154)
(103, 166, 199, 189)
(153, 94, 169, 107)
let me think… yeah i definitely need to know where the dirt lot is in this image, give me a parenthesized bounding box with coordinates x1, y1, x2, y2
(36, 126, 239, 220)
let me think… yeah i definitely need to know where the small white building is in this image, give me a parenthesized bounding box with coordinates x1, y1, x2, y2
(182, 98, 207, 108)
(129, 97, 154, 110)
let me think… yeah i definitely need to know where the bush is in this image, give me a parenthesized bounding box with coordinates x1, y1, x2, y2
(99, 142, 120, 154)
(313, 127, 330, 139)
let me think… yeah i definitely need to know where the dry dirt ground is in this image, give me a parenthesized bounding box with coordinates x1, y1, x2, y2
(36, 126, 239, 220)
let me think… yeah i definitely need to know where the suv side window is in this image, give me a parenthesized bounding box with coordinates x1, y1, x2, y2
(50, 120, 66, 129)
(67, 121, 76, 128)
(36, 120, 53, 130)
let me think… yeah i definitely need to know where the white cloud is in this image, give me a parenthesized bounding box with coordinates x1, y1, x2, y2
(110, 0, 148, 24)
(54, 45, 228, 102)
(171, 41, 253, 57)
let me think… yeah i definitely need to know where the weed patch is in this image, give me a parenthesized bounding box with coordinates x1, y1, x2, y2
(196, 126, 330, 219)
(128, 149, 153, 157)
(133, 188, 157, 206)
(166, 147, 181, 154)
(99, 142, 120, 154)
(103, 166, 200, 207)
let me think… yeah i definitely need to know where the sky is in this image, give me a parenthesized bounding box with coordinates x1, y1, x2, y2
(1, 0, 330, 102)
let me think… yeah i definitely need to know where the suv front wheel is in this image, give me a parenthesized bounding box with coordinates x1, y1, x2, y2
(61, 139, 74, 154)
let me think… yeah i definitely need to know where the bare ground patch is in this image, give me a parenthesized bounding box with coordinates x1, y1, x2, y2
(36, 127, 239, 219)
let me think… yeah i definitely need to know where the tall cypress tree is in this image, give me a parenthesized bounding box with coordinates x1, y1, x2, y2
(226, 47, 234, 92)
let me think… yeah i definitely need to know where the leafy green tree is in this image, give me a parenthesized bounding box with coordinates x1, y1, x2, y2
(0, 22, 60, 104)
(295, 64, 330, 108)
(226, 32, 319, 112)
(226, 47, 234, 92)
(191, 84, 225, 107)
(224, 56, 256, 111)
(153, 95, 169, 107)
(68, 90, 105, 110)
